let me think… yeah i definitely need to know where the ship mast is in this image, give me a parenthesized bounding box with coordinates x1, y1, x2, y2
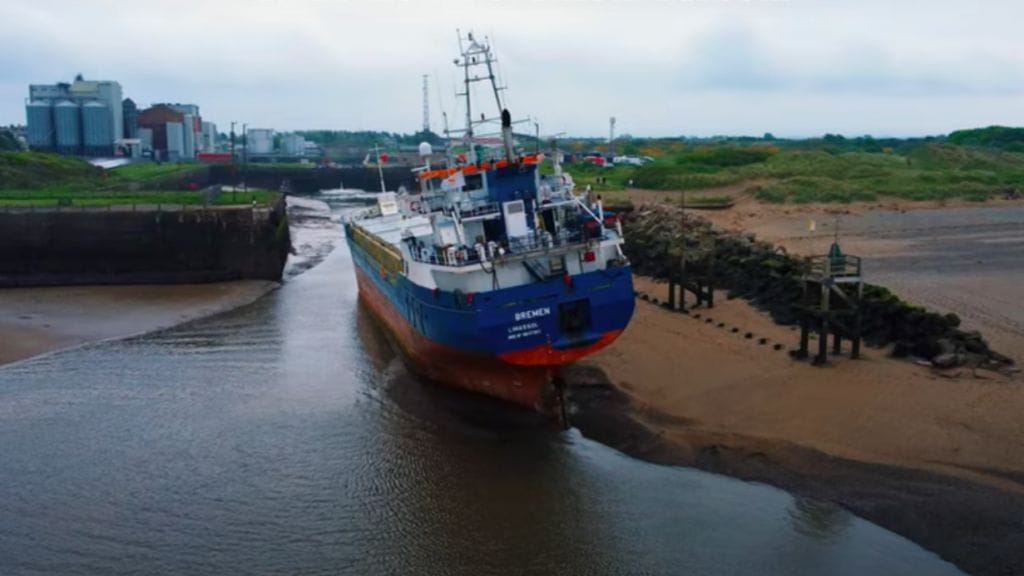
(454, 30, 507, 163)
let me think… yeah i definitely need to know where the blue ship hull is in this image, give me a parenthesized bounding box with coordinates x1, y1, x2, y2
(346, 229, 635, 409)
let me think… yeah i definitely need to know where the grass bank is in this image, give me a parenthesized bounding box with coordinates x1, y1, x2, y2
(108, 162, 207, 183)
(1, 151, 208, 190)
(0, 151, 103, 189)
(0, 152, 279, 206)
(0, 189, 279, 208)
(560, 141, 1024, 204)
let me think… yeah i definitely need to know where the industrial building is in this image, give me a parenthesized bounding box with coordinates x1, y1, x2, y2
(163, 103, 199, 117)
(246, 128, 274, 155)
(122, 98, 139, 139)
(136, 103, 212, 161)
(201, 121, 217, 153)
(23, 77, 227, 160)
(280, 133, 306, 156)
(25, 76, 124, 156)
(138, 105, 188, 161)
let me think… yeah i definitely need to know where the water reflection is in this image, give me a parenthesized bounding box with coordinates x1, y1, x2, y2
(789, 497, 853, 542)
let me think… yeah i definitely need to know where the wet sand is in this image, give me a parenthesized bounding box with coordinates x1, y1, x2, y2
(0, 282, 279, 366)
(575, 194, 1024, 573)
(609, 189, 1024, 361)
(0, 196, 338, 367)
(697, 195, 1024, 362)
(591, 277, 1023, 486)
(572, 277, 1024, 575)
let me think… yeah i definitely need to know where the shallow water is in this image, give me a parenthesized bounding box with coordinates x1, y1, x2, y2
(0, 194, 964, 575)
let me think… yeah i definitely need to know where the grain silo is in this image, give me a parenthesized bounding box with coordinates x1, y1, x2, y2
(54, 100, 82, 155)
(82, 101, 113, 156)
(25, 100, 54, 150)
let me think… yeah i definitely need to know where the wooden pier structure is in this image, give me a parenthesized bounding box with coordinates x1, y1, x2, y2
(794, 242, 864, 365)
(665, 234, 716, 312)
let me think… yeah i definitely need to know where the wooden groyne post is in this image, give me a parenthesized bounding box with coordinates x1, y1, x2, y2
(666, 236, 716, 312)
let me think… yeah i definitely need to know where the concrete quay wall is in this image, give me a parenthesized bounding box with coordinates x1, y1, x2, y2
(0, 199, 290, 287)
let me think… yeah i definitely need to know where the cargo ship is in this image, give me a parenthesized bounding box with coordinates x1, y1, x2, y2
(345, 32, 635, 413)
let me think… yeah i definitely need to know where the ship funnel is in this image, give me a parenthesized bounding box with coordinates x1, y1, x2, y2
(501, 108, 514, 162)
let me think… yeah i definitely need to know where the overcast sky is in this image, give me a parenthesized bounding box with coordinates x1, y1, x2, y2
(1, 0, 1022, 138)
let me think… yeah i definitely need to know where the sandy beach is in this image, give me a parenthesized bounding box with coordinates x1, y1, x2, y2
(571, 193, 1024, 575)
(572, 277, 1024, 575)
(0, 281, 280, 366)
(590, 276, 1023, 486)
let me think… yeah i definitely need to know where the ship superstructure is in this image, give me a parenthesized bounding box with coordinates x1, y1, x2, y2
(345, 32, 635, 411)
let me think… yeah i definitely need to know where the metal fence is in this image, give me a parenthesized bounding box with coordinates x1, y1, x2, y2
(408, 227, 592, 268)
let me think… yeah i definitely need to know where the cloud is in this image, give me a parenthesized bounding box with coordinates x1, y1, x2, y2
(1, 0, 1023, 136)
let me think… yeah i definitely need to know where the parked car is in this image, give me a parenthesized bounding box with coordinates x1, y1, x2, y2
(614, 155, 656, 166)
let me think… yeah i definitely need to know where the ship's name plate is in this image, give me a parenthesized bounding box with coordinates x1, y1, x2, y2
(514, 307, 551, 322)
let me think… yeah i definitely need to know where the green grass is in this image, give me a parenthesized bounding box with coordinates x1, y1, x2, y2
(616, 143, 1024, 203)
(562, 162, 635, 191)
(684, 195, 734, 206)
(0, 153, 269, 208)
(8, 136, 1024, 206)
(1, 153, 208, 190)
(245, 162, 317, 170)
(1, 151, 103, 189)
(0, 188, 279, 208)
(108, 162, 207, 182)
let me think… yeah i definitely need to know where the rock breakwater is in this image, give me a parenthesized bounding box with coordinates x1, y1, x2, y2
(622, 203, 1013, 370)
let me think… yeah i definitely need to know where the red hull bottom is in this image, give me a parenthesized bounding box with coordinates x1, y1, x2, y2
(355, 268, 555, 410)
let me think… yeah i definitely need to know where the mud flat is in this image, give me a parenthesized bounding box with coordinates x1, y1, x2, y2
(0, 281, 279, 366)
(570, 276, 1024, 576)
(0, 196, 339, 367)
(699, 196, 1024, 363)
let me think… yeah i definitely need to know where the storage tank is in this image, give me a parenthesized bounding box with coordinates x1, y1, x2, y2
(82, 101, 113, 157)
(54, 100, 82, 154)
(25, 100, 55, 150)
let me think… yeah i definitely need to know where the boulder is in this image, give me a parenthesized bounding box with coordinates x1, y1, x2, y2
(932, 353, 962, 369)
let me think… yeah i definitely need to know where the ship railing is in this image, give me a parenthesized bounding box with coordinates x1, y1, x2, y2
(407, 228, 594, 268)
(451, 201, 500, 219)
(406, 194, 501, 220)
(508, 228, 583, 253)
